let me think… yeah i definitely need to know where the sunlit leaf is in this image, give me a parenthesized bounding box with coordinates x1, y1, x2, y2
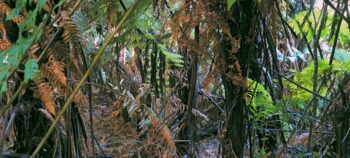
(227, 0, 236, 10)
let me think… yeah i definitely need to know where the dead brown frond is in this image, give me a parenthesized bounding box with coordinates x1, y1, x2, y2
(105, 0, 118, 25)
(0, 18, 7, 39)
(41, 55, 68, 90)
(144, 113, 176, 156)
(28, 43, 41, 59)
(33, 76, 57, 115)
(58, 11, 80, 43)
(0, 39, 10, 51)
(258, 0, 281, 43)
(203, 64, 220, 93)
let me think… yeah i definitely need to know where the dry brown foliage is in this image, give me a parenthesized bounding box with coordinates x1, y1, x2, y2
(0, 1, 24, 24)
(33, 76, 57, 115)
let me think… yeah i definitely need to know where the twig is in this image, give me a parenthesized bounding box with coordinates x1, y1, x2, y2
(175, 140, 190, 143)
(198, 89, 224, 113)
(277, 79, 326, 157)
(256, 128, 334, 135)
(324, 0, 350, 25)
(329, 3, 346, 65)
(256, 63, 336, 104)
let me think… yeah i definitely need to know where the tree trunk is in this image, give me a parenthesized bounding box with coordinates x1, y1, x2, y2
(336, 75, 350, 157)
(221, 0, 257, 157)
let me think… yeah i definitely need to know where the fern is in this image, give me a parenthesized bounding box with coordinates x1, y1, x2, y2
(247, 78, 276, 119)
(0, 0, 50, 93)
(125, 89, 177, 157)
(0, 1, 24, 24)
(285, 60, 330, 106)
(24, 59, 39, 83)
(41, 55, 68, 89)
(0, 39, 10, 51)
(59, 11, 81, 43)
(33, 76, 56, 115)
(284, 59, 350, 108)
(104, 0, 118, 25)
(157, 43, 183, 66)
(338, 21, 350, 46)
(0, 18, 7, 40)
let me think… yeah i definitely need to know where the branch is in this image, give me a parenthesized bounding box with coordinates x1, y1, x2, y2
(324, 0, 350, 25)
(256, 62, 337, 104)
(329, 4, 346, 65)
(198, 89, 224, 113)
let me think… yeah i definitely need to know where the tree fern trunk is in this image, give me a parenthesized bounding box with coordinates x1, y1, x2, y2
(221, 0, 257, 157)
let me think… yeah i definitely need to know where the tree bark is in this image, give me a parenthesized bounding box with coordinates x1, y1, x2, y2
(221, 0, 257, 157)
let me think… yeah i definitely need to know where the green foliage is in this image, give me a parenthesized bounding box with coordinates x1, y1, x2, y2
(125, 6, 184, 66)
(289, 11, 313, 42)
(247, 78, 277, 120)
(338, 22, 350, 47)
(260, 147, 267, 157)
(285, 58, 350, 107)
(81, 0, 183, 66)
(227, 0, 236, 10)
(289, 9, 328, 42)
(285, 60, 330, 107)
(24, 59, 39, 83)
(157, 44, 183, 66)
(289, 8, 350, 47)
(0, 0, 51, 92)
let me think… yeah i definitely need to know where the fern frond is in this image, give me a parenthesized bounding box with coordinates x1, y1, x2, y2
(34, 76, 56, 115)
(73, 91, 86, 105)
(28, 44, 40, 59)
(59, 11, 80, 43)
(46, 44, 83, 78)
(0, 1, 11, 17)
(42, 0, 52, 14)
(0, 1, 24, 24)
(41, 55, 68, 90)
(246, 78, 276, 118)
(0, 18, 6, 40)
(150, 113, 176, 151)
(0, 39, 10, 51)
(46, 42, 67, 60)
(69, 47, 83, 77)
(136, 106, 177, 157)
(104, 0, 118, 25)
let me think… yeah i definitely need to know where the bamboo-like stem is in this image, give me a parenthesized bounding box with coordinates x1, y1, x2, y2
(30, 1, 140, 157)
(69, 0, 82, 16)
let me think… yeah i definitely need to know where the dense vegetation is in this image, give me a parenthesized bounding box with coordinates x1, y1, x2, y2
(0, 0, 350, 157)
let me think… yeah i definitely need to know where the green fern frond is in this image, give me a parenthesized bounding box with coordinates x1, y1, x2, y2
(157, 44, 183, 66)
(247, 78, 276, 118)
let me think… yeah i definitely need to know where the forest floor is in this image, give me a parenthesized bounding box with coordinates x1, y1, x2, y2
(80, 87, 222, 158)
